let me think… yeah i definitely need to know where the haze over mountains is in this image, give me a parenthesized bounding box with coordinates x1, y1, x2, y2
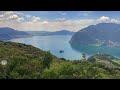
(0, 27, 75, 40)
(1, 22, 120, 46)
(26, 30, 75, 36)
(70, 23, 120, 47)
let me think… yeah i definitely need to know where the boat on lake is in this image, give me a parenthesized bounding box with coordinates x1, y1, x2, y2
(59, 50, 64, 53)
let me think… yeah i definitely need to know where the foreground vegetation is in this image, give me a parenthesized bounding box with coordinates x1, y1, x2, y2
(0, 41, 120, 79)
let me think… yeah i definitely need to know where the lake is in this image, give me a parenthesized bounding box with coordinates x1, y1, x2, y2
(10, 35, 120, 60)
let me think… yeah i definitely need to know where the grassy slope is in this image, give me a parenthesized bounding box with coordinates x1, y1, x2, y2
(0, 41, 61, 62)
(112, 60, 120, 64)
(88, 53, 120, 67)
(0, 41, 63, 79)
(1, 41, 120, 79)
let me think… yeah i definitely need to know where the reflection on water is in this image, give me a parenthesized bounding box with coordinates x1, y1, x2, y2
(10, 35, 83, 60)
(10, 35, 120, 60)
(70, 43, 120, 59)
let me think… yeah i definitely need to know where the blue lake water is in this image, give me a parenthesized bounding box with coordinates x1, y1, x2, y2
(10, 35, 83, 60)
(9, 35, 120, 60)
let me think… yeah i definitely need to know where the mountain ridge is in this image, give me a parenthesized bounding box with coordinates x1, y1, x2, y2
(69, 23, 120, 47)
(0, 27, 29, 40)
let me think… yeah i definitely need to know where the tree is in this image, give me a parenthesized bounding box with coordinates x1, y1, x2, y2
(82, 53, 87, 60)
(42, 51, 53, 69)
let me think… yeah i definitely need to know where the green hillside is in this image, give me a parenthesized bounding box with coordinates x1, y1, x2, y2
(88, 53, 120, 67)
(1, 41, 120, 79)
(0, 41, 62, 79)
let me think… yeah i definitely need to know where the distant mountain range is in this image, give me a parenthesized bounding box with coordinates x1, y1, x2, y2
(69, 23, 120, 47)
(0, 27, 29, 40)
(0, 27, 75, 41)
(26, 30, 75, 36)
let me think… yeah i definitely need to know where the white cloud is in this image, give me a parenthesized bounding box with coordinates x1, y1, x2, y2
(0, 11, 97, 31)
(97, 16, 110, 22)
(80, 11, 93, 17)
(8, 14, 18, 19)
(56, 18, 66, 22)
(4, 12, 120, 32)
(111, 19, 120, 23)
(32, 16, 41, 22)
(14, 12, 24, 15)
(14, 12, 32, 19)
(26, 15, 32, 18)
(17, 17, 24, 22)
(42, 21, 49, 24)
(0, 14, 4, 18)
(7, 14, 24, 21)
(0, 11, 25, 30)
(97, 16, 120, 24)
(19, 19, 95, 31)
(0, 11, 24, 22)
(5, 11, 14, 15)
(0, 11, 6, 15)
(57, 11, 67, 15)
(0, 11, 96, 31)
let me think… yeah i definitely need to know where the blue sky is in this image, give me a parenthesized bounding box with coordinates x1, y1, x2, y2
(20, 11, 120, 20)
(0, 11, 120, 31)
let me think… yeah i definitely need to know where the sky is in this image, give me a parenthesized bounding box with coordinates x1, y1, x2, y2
(0, 11, 120, 32)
